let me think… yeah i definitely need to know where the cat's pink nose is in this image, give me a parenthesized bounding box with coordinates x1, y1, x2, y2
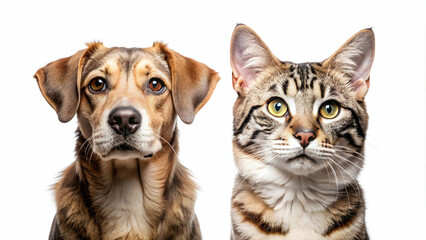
(294, 131, 316, 148)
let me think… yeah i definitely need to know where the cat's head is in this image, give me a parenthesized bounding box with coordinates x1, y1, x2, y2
(230, 25, 374, 177)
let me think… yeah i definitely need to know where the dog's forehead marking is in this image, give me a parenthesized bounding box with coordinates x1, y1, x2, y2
(133, 58, 171, 86)
(87, 48, 170, 81)
(130, 50, 170, 76)
(104, 58, 120, 73)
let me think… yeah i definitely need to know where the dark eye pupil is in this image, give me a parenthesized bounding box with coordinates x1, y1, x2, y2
(95, 79, 103, 87)
(149, 79, 164, 92)
(274, 102, 282, 111)
(325, 105, 333, 114)
(152, 80, 158, 88)
(90, 78, 105, 91)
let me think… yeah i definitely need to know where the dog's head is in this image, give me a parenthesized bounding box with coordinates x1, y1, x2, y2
(34, 42, 220, 160)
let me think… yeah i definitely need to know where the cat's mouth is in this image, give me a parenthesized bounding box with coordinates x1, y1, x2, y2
(285, 154, 319, 176)
(288, 154, 317, 163)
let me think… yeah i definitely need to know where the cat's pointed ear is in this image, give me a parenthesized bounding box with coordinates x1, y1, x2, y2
(230, 24, 280, 94)
(323, 29, 375, 100)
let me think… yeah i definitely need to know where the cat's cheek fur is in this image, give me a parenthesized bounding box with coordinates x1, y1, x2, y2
(233, 144, 289, 185)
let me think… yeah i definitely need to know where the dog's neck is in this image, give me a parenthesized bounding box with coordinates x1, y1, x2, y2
(74, 129, 181, 238)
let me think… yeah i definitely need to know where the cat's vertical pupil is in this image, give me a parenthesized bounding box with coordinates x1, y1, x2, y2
(267, 99, 287, 117)
(325, 105, 332, 114)
(275, 102, 282, 112)
(320, 101, 340, 118)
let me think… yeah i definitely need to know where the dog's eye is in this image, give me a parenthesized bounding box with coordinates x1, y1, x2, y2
(148, 78, 165, 93)
(89, 78, 107, 92)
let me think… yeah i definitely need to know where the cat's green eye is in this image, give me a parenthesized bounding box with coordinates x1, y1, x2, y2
(267, 98, 288, 117)
(319, 101, 340, 119)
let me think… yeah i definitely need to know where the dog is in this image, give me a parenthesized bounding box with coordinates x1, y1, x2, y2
(34, 42, 220, 240)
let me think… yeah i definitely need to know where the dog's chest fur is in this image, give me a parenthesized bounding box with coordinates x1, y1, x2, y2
(96, 159, 152, 240)
(53, 137, 199, 240)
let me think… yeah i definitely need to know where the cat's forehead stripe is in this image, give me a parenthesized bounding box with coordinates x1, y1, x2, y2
(282, 79, 289, 95)
(279, 62, 322, 96)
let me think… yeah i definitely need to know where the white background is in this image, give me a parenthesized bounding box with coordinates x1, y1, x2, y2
(0, 0, 425, 239)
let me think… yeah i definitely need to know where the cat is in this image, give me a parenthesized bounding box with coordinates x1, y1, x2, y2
(229, 24, 374, 240)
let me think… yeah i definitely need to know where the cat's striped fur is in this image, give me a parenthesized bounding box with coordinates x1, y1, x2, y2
(230, 25, 374, 240)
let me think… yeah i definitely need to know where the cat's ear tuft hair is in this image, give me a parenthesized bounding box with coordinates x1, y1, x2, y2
(323, 29, 375, 100)
(230, 24, 280, 94)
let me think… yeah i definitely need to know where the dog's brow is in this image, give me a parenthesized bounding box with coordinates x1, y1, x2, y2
(153, 54, 170, 75)
(129, 49, 170, 76)
(81, 51, 112, 81)
(82, 60, 103, 81)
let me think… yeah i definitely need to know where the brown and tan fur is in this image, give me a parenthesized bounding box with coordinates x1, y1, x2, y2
(229, 25, 374, 240)
(34, 42, 220, 240)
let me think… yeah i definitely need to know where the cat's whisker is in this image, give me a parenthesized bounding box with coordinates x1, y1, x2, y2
(365, 140, 380, 152)
(333, 148, 364, 158)
(269, 153, 283, 169)
(332, 153, 363, 170)
(333, 147, 366, 161)
(326, 158, 353, 207)
(327, 157, 361, 200)
(320, 159, 333, 191)
(324, 159, 340, 200)
(334, 150, 365, 161)
(334, 145, 365, 158)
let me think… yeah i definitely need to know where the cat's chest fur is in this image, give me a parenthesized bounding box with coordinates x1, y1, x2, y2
(239, 175, 336, 234)
(232, 154, 366, 240)
(269, 190, 332, 240)
(256, 174, 338, 213)
(276, 210, 328, 240)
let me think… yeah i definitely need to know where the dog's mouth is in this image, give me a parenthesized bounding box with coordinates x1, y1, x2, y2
(92, 131, 161, 160)
(112, 143, 136, 152)
(105, 143, 154, 159)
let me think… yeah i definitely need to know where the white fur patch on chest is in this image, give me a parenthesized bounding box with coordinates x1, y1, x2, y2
(258, 176, 337, 212)
(273, 202, 329, 239)
(100, 160, 151, 240)
(237, 152, 339, 211)
(235, 153, 344, 239)
(255, 178, 334, 239)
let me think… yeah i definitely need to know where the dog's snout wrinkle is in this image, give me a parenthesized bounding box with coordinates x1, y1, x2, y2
(108, 106, 142, 137)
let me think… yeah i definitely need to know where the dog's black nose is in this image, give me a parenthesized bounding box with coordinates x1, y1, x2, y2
(108, 107, 142, 137)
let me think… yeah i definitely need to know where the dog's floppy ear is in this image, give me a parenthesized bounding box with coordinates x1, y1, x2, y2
(155, 43, 220, 124)
(33, 43, 104, 122)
